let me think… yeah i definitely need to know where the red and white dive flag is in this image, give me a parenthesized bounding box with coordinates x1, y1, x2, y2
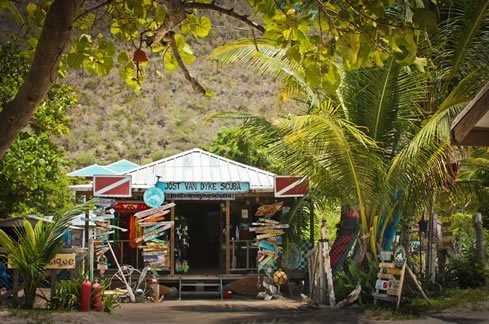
(274, 176, 308, 197)
(93, 175, 132, 197)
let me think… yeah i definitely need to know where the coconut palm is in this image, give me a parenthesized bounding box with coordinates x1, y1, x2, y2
(211, 0, 489, 261)
(0, 202, 91, 308)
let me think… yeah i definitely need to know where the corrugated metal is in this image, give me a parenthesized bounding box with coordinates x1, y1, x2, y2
(105, 159, 140, 173)
(67, 164, 117, 177)
(124, 148, 275, 191)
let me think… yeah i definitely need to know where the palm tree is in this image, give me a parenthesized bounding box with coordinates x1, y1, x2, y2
(211, 0, 489, 262)
(0, 203, 91, 308)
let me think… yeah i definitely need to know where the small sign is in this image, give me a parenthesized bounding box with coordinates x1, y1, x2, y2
(241, 209, 249, 219)
(93, 175, 132, 197)
(375, 279, 389, 290)
(165, 193, 235, 200)
(274, 176, 308, 197)
(46, 253, 76, 269)
(9, 253, 76, 269)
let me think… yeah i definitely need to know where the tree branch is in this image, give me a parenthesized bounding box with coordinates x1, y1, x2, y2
(0, 0, 81, 157)
(150, 0, 188, 45)
(183, 2, 265, 33)
(74, 0, 114, 22)
(167, 32, 206, 95)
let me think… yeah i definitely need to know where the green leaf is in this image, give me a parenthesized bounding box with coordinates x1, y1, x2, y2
(66, 52, 84, 69)
(155, 7, 166, 24)
(391, 29, 417, 65)
(195, 16, 211, 38)
(413, 8, 437, 31)
(163, 52, 178, 72)
(117, 52, 129, 64)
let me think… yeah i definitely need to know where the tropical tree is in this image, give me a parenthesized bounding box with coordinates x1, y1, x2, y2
(0, 0, 430, 156)
(211, 0, 489, 261)
(208, 125, 280, 172)
(0, 203, 91, 308)
(0, 44, 76, 217)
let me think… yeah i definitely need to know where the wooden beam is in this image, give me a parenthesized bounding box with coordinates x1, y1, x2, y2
(170, 201, 175, 276)
(225, 200, 230, 274)
(451, 80, 489, 145)
(454, 128, 489, 146)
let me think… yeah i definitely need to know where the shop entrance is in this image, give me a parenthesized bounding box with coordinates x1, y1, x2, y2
(176, 202, 221, 272)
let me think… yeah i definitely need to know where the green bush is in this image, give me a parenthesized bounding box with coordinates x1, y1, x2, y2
(49, 276, 82, 310)
(334, 262, 378, 305)
(438, 243, 487, 289)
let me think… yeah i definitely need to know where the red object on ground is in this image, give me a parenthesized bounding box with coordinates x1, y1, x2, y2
(80, 280, 92, 312)
(223, 289, 233, 299)
(92, 282, 103, 312)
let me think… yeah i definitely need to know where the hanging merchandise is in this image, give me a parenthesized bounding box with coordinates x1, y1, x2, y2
(175, 215, 190, 271)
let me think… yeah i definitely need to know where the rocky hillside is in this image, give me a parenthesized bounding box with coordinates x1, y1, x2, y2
(1, 1, 298, 169)
(58, 2, 295, 169)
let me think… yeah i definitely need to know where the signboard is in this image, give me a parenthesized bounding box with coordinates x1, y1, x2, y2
(93, 175, 132, 197)
(9, 253, 76, 269)
(165, 193, 235, 200)
(113, 202, 149, 212)
(157, 181, 249, 193)
(274, 176, 308, 197)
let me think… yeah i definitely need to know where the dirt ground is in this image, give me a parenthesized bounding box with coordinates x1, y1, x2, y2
(1, 297, 488, 323)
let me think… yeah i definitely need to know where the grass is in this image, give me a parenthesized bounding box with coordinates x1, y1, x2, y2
(365, 286, 489, 320)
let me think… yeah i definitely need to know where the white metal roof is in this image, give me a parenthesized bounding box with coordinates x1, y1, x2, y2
(123, 148, 276, 191)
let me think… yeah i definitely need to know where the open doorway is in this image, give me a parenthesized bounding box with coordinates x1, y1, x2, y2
(176, 202, 221, 272)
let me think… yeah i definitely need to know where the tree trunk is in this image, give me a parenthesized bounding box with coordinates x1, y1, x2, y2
(474, 212, 484, 263)
(0, 0, 81, 157)
(23, 285, 37, 309)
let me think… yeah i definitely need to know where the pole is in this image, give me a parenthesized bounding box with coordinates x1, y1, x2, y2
(170, 201, 175, 275)
(474, 213, 484, 263)
(89, 237, 94, 283)
(320, 218, 336, 307)
(108, 241, 135, 302)
(225, 200, 230, 274)
(309, 200, 315, 246)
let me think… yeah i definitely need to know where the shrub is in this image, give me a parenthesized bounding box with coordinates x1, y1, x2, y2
(438, 243, 487, 289)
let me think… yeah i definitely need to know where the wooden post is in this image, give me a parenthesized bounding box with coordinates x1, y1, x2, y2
(396, 263, 406, 310)
(12, 269, 19, 306)
(170, 201, 175, 276)
(318, 241, 324, 304)
(309, 200, 315, 246)
(474, 213, 484, 262)
(320, 218, 336, 307)
(406, 265, 431, 304)
(89, 237, 94, 283)
(225, 200, 230, 274)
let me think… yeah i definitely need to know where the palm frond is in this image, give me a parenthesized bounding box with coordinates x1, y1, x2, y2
(436, 0, 489, 94)
(339, 58, 427, 158)
(211, 38, 321, 108)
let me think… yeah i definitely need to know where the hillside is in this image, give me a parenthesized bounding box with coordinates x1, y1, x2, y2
(0, 1, 299, 170)
(57, 1, 297, 169)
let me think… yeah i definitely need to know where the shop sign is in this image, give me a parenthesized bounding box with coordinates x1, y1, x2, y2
(114, 202, 149, 211)
(9, 253, 76, 269)
(157, 182, 249, 193)
(165, 193, 235, 200)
